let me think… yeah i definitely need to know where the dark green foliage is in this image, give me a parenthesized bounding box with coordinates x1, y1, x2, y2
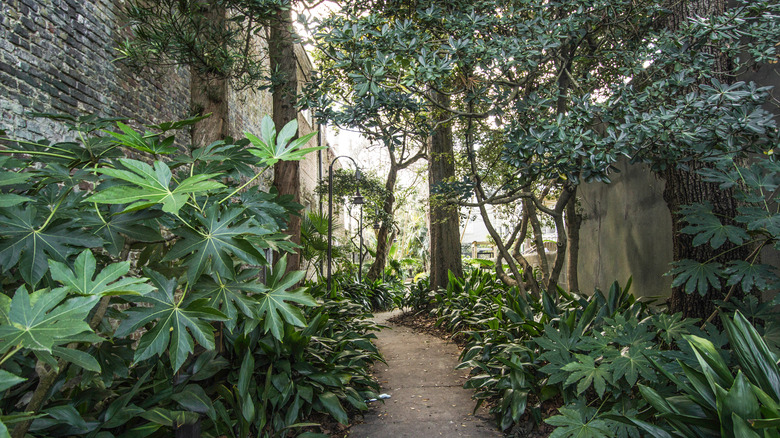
(426, 271, 779, 436)
(336, 280, 399, 312)
(315, 169, 391, 228)
(0, 114, 379, 437)
(401, 275, 433, 311)
(670, 156, 780, 303)
(119, 0, 284, 88)
(634, 312, 780, 438)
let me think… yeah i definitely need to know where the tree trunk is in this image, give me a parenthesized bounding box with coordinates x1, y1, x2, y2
(270, 6, 301, 272)
(565, 188, 581, 293)
(662, 0, 748, 319)
(663, 162, 746, 318)
(190, 4, 228, 148)
(191, 74, 228, 147)
(367, 165, 398, 281)
(428, 91, 462, 291)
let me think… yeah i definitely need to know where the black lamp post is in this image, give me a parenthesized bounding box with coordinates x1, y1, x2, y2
(327, 156, 363, 294)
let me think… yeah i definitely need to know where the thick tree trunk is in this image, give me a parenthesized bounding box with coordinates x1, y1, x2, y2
(565, 189, 581, 293)
(190, 4, 228, 147)
(428, 91, 462, 291)
(367, 166, 398, 281)
(191, 74, 228, 147)
(662, 0, 748, 319)
(270, 6, 301, 272)
(663, 162, 747, 318)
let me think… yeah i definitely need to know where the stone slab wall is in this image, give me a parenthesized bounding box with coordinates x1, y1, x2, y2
(0, 0, 190, 141)
(577, 160, 674, 298)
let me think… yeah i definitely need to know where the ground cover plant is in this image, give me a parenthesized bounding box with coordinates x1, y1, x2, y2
(410, 269, 780, 437)
(0, 114, 382, 437)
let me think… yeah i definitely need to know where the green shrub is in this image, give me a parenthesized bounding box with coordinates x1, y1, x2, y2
(337, 279, 400, 312)
(0, 114, 381, 437)
(428, 270, 778, 437)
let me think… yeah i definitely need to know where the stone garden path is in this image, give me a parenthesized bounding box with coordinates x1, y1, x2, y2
(347, 311, 503, 438)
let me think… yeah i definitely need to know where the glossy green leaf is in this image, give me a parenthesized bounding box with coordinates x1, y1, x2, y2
(685, 334, 734, 388)
(723, 312, 780, 401)
(163, 204, 267, 283)
(87, 158, 224, 214)
(0, 206, 102, 285)
(716, 371, 759, 437)
(0, 369, 26, 392)
(732, 413, 761, 438)
(115, 270, 227, 371)
(0, 286, 96, 354)
(172, 384, 214, 415)
(49, 250, 154, 297)
(318, 392, 348, 424)
(254, 255, 316, 340)
(52, 345, 101, 372)
(237, 352, 254, 399)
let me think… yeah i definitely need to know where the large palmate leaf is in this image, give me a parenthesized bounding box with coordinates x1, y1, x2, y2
(163, 204, 268, 283)
(246, 116, 322, 166)
(562, 354, 610, 397)
(610, 346, 654, 386)
(667, 259, 723, 296)
(0, 157, 32, 207)
(0, 286, 97, 354)
(546, 407, 612, 438)
(115, 270, 227, 371)
(172, 139, 256, 179)
(680, 203, 749, 249)
(724, 260, 779, 292)
(0, 207, 102, 285)
(737, 206, 780, 237)
(253, 255, 317, 340)
(87, 158, 225, 214)
(82, 206, 162, 256)
(239, 187, 300, 232)
(193, 269, 265, 332)
(49, 250, 154, 297)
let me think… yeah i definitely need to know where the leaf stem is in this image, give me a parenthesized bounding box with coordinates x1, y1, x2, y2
(218, 167, 269, 204)
(0, 149, 73, 160)
(701, 240, 766, 327)
(38, 188, 72, 231)
(0, 345, 23, 368)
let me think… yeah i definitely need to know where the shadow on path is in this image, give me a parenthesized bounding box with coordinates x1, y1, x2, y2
(348, 310, 503, 437)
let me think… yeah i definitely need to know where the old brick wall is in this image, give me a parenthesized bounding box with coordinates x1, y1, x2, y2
(1, 0, 331, 279)
(0, 0, 190, 142)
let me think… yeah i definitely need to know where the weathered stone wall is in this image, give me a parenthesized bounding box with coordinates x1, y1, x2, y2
(0, 0, 191, 141)
(577, 160, 674, 298)
(577, 60, 780, 301)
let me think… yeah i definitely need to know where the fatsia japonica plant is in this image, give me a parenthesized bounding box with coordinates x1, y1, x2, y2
(0, 113, 386, 438)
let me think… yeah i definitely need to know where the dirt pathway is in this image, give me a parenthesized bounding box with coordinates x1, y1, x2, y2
(347, 311, 503, 437)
